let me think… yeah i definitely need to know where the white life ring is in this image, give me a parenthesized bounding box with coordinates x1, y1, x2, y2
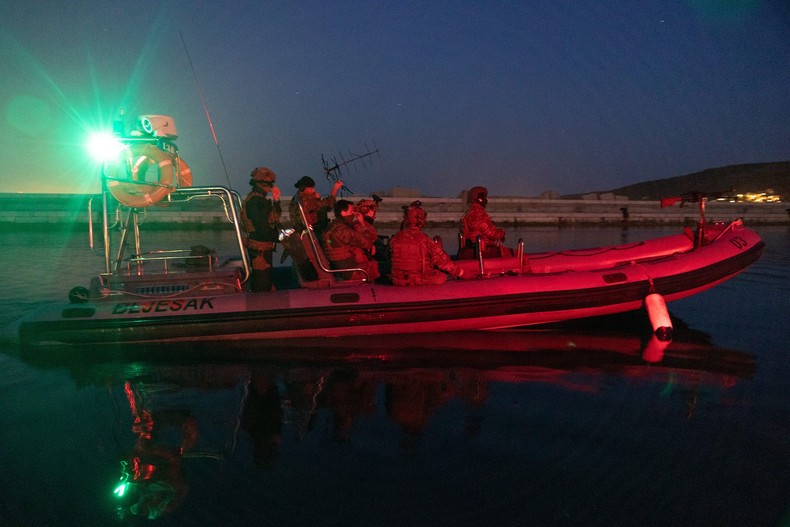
(107, 144, 177, 208)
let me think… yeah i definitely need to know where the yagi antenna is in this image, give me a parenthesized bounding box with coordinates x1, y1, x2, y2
(321, 141, 380, 195)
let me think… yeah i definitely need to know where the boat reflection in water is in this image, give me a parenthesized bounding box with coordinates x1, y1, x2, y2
(25, 313, 755, 521)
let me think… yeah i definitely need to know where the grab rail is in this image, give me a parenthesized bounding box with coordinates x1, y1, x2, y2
(126, 249, 217, 273)
(94, 185, 250, 284)
(475, 236, 527, 276)
(476, 236, 485, 275)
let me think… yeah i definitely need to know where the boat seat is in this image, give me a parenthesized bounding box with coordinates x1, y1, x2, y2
(296, 230, 367, 288)
(296, 230, 334, 288)
(279, 231, 323, 287)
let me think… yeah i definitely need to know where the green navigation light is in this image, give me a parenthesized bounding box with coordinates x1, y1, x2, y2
(87, 131, 125, 162)
(113, 460, 131, 498)
(113, 482, 129, 497)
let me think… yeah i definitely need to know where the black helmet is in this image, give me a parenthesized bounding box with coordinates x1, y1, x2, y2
(468, 186, 488, 204)
(294, 176, 316, 190)
(404, 204, 427, 229)
(250, 167, 276, 186)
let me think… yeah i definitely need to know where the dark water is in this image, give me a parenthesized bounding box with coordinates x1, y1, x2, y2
(1, 225, 788, 526)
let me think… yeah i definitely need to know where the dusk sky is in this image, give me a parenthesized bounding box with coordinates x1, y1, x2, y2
(1, 1, 788, 198)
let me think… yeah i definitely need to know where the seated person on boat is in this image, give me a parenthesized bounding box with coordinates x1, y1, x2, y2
(322, 200, 380, 281)
(357, 195, 391, 276)
(390, 203, 463, 286)
(458, 185, 513, 259)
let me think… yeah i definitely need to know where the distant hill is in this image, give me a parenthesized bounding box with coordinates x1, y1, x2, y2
(576, 161, 789, 200)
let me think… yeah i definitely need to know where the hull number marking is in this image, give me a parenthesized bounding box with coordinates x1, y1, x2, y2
(112, 297, 215, 315)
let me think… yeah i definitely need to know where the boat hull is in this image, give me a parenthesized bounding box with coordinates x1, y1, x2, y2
(14, 223, 764, 347)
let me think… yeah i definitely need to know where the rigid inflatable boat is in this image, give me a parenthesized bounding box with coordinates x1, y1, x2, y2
(12, 194, 763, 348)
(10, 128, 764, 348)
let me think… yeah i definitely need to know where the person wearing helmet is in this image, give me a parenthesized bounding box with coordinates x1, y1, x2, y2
(459, 186, 512, 259)
(398, 200, 424, 230)
(389, 203, 463, 286)
(322, 199, 380, 281)
(357, 194, 391, 277)
(356, 195, 381, 225)
(241, 167, 282, 291)
(289, 175, 344, 239)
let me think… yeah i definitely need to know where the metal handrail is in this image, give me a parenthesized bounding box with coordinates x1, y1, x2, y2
(126, 249, 217, 273)
(475, 236, 527, 276)
(180, 186, 250, 284)
(102, 176, 174, 189)
(476, 236, 485, 275)
(94, 185, 250, 285)
(88, 194, 119, 257)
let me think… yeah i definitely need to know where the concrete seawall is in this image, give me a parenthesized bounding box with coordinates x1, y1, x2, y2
(1, 193, 787, 228)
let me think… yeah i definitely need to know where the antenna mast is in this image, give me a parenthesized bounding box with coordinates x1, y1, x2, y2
(180, 31, 232, 188)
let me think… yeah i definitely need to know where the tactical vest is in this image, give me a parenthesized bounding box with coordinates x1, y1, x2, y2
(390, 232, 428, 274)
(323, 224, 355, 262)
(241, 191, 279, 245)
(241, 190, 261, 234)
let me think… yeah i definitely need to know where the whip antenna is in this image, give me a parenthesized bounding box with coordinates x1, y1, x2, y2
(180, 31, 232, 188)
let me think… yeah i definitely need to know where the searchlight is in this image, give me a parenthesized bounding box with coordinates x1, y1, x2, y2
(137, 115, 178, 139)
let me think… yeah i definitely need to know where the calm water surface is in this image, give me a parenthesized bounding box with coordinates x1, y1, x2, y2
(0, 225, 788, 526)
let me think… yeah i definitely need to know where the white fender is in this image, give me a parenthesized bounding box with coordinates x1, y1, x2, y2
(645, 293, 673, 341)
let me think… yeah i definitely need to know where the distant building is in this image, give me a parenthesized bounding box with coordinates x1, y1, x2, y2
(375, 186, 423, 198)
(539, 190, 560, 199)
(582, 192, 629, 201)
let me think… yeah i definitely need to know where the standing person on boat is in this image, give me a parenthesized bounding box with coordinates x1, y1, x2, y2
(459, 186, 512, 259)
(390, 203, 463, 286)
(322, 199, 380, 281)
(241, 167, 282, 292)
(289, 176, 344, 238)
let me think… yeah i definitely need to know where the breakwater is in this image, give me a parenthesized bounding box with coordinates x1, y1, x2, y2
(1, 193, 787, 228)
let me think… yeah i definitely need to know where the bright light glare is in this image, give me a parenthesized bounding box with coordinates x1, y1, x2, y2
(87, 132, 125, 162)
(113, 482, 128, 497)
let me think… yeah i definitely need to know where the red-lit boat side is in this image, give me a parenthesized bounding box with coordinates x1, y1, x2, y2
(13, 217, 763, 347)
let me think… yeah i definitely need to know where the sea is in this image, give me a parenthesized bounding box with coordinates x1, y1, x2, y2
(0, 224, 788, 527)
